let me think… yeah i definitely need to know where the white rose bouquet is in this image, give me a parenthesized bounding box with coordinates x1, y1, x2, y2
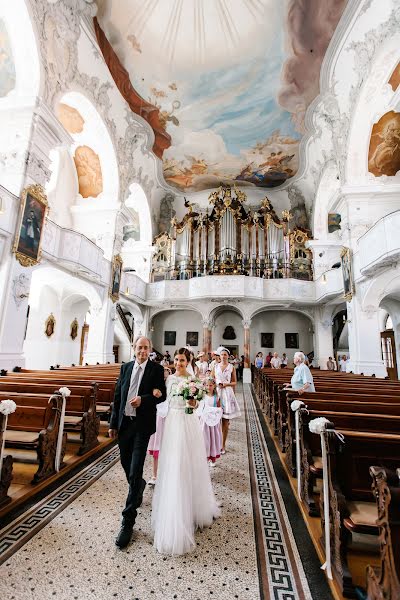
(177, 377, 205, 414)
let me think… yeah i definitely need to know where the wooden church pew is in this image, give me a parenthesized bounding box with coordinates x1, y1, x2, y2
(323, 428, 400, 597)
(366, 466, 400, 600)
(2, 393, 66, 484)
(0, 381, 100, 452)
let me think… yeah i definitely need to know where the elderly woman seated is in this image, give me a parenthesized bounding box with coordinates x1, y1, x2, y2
(286, 351, 315, 395)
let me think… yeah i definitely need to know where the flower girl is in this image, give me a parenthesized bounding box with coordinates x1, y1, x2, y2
(196, 377, 223, 466)
(146, 367, 171, 485)
(152, 348, 220, 556)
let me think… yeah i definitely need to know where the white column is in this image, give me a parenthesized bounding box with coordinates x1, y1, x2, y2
(347, 297, 387, 377)
(83, 298, 116, 364)
(313, 307, 334, 369)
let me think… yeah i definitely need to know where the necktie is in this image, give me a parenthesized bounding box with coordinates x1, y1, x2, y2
(125, 363, 141, 417)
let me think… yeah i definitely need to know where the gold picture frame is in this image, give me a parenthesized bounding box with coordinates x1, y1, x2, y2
(341, 247, 354, 301)
(45, 313, 56, 338)
(13, 184, 49, 267)
(110, 254, 123, 303)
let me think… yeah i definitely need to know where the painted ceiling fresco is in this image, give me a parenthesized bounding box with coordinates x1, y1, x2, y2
(97, 0, 347, 192)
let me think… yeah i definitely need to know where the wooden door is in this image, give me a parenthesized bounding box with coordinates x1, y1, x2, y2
(113, 345, 119, 364)
(79, 324, 89, 365)
(381, 330, 397, 380)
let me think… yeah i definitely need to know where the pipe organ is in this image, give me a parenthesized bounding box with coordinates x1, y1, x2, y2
(152, 185, 312, 281)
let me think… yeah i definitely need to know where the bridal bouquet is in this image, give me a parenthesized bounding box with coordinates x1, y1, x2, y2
(176, 377, 205, 414)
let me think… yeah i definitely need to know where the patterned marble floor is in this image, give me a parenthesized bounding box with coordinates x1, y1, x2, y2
(0, 385, 331, 600)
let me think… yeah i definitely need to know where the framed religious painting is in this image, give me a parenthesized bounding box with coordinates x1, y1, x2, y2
(45, 313, 56, 338)
(341, 247, 354, 301)
(70, 318, 79, 341)
(164, 331, 176, 346)
(261, 332, 274, 348)
(285, 332, 299, 349)
(186, 331, 199, 347)
(110, 254, 123, 303)
(13, 184, 49, 267)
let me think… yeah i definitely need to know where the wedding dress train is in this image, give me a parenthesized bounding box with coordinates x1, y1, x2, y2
(151, 375, 220, 555)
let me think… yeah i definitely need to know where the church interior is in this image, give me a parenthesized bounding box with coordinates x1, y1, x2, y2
(0, 0, 400, 598)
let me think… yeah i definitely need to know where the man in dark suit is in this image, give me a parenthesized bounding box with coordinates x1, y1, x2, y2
(109, 336, 166, 548)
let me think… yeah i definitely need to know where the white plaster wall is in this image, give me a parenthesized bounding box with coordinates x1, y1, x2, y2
(213, 311, 244, 355)
(46, 147, 78, 229)
(23, 287, 89, 369)
(152, 310, 203, 353)
(250, 311, 313, 363)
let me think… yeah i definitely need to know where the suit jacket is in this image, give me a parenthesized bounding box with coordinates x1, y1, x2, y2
(110, 360, 166, 435)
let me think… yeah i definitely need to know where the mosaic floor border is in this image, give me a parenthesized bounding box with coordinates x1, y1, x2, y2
(0, 447, 120, 565)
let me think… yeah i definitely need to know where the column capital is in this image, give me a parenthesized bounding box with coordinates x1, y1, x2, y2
(242, 318, 252, 329)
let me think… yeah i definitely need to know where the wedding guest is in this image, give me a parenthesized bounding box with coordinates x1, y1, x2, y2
(238, 355, 244, 380)
(286, 351, 315, 395)
(187, 351, 196, 376)
(212, 347, 240, 454)
(281, 353, 288, 368)
(196, 377, 223, 467)
(270, 352, 282, 369)
(339, 355, 347, 372)
(209, 351, 220, 372)
(161, 355, 170, 367)
(195, 352, 209, 380)
(254, 352, 264, 369)
(265, 352, 273, 367)
(327, 356, 336, 371)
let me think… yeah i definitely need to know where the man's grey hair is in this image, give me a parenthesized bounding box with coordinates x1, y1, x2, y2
(132, 335, 152, 352)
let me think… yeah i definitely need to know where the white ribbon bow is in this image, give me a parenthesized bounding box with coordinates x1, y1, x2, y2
(53, 387, 71, 472)
(0, 399, 17, 480)
(290, 400, 307, 498)
(309, 417, 345, 580)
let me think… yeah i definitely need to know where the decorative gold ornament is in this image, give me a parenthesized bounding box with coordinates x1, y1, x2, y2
(45, 313, 56, 338)
(13, 184, 49, 267)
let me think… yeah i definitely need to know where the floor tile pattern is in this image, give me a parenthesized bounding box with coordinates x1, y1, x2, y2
(0, 386, 260, 600)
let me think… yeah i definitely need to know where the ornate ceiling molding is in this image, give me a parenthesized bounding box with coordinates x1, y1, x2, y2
(93, 17, 171, 160)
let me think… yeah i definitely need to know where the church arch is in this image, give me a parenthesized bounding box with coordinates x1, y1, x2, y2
(23, 266, 102, 369)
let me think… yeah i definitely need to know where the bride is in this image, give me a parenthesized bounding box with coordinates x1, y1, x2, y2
(152, 347, 220, 555)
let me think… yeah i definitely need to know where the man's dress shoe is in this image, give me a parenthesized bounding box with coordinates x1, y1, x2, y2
(115, 522, 133, 549)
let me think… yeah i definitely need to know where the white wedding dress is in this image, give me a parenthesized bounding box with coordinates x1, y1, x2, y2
(152, 374, 220, 555)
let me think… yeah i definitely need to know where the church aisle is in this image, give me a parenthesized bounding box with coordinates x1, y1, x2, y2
(0, 385, 331, 600)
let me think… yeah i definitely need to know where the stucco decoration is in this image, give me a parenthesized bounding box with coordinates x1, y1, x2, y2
(388, 61, 400, 91)
(73, 145, 103, 198)
(368, 111, 400, 178)
(286, 185, 310, 230)
(0, 18, 16, 97)
(158, 193, 176, 235)
(57, 103, 85, 133)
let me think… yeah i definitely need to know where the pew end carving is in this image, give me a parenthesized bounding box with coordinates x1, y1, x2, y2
(366, 466, 400, 600)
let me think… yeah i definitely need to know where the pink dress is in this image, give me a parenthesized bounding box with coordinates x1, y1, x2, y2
(196, 394, 223, 463)
(215, 363, 241, 420)
(147, 414, 165, 459)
